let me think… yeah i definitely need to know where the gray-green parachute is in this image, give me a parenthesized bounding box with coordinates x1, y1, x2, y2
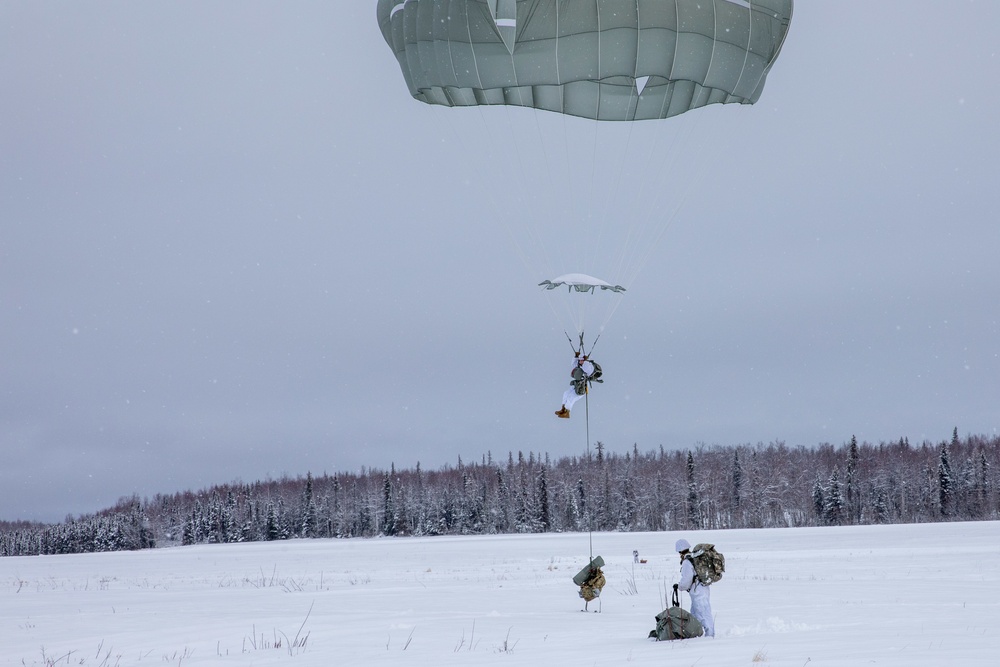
(376, 0, 793, 121)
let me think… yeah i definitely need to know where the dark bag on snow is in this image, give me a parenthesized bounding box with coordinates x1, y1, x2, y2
(648, 587, 704, 641)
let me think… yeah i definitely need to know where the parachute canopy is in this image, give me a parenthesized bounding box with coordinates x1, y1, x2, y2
(539, 274, 625, 294)
(376, 0, 793, 121)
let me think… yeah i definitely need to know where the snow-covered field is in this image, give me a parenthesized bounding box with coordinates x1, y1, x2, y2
(3, 521, 997, 666)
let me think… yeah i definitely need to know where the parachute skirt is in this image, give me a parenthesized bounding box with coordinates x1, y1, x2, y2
(377, 0, 794, 122)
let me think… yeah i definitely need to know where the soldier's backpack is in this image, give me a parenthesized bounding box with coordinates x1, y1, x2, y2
(573, 555, 606, 601)
(578, 569, 606, 602)
(588, 361, 603, 383)
(570, 361, 603, 395)
(686, 543, 725, 585)
(648, 587, 704, 641)
(570, 366, 588, 395)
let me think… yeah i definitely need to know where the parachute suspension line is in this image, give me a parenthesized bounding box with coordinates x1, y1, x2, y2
(564, 330, 578, 354)
(443, 106, 585, 332)
(464, 10, 556, 290)
(588, 117, 601, 267)
(586, 332, 602, 358)
(559, 114, 586, 275)
(595, 113, 709, 332)
(612, 123, 680, 288)
(609, 38, 709, 292)
(611, 110, 712, 299)
(447, 13, 562, 324)
(506, 35, 566, 290)
(585, 0, 657, 298)
(584, 0, 604, 275)
(547, 292, 580, 340)
(601, 115, 640, 282)
(555, 2, 586, 271)
(438, 18, 535, 278)
(527, 110, 569, 289)
(597, 0, 642, 269)
(497, 103, 556, 281)
(594, 0, 643, 280)
(625, 111, 716, 288)
(563, 329, 603, 360)
(453, 106, 563, 340)
(444, 105, 533, 281)
(585, 385, 593, 561)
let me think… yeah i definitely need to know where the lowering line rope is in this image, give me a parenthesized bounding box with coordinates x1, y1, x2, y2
(586, 387, 593, 562)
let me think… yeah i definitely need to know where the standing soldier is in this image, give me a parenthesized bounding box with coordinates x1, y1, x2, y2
(674, 539, 715, 637)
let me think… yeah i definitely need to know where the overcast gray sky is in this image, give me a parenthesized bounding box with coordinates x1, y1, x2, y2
(3, 2, 998, 523)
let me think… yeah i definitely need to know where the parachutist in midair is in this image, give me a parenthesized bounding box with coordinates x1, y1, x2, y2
(555, 349, 602, 419)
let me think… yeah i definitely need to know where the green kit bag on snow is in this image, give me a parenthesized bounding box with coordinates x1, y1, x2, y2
(649, 587, 703, 641)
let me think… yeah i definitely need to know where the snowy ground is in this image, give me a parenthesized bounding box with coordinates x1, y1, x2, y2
(3, 521, 997, 666)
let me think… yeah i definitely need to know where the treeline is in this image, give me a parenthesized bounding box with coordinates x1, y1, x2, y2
(2, 429, 997, 557)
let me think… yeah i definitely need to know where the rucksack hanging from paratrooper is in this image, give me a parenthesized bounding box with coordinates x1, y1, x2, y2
(588, 361, 603, 384)
(571, 360, 603, 396)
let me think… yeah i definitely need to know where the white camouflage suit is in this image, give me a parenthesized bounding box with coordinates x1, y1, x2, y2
(676, 539, 715, 637)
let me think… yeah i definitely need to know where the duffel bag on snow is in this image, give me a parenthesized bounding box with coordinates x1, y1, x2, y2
(648, 587, 703, 641)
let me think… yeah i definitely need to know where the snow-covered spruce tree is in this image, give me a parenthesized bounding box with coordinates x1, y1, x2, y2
(300, 473, 317, 538)
(617, 464, 638, 530)
(575, 476, 587, 531)
(393, 479, 412, 537)
(957, 456, 977, 518)
(731, 449, 743, 515)
(264, 500, 280, 541)
(846, 435, 861, 524)
(381, 471, 397, 536)
(824, 467, 845, 525)
(468, 471, 489, 534)
(536, 465, 551, 532)
(745, 450, 764, 529)
(491, 467, 511, 534)
(121, 498, 155, 550)
(686, 451, 702, 529)
(223, 491, 239, 542)
(182, 513, 196, 546)
(872, 481, 891, 524)
(976, 448, 992, 519)
(600, 468, 614, 531)
(412, 462, 428, 536)
(918, 463, 936, 520)
(812, 479, 825, 524)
